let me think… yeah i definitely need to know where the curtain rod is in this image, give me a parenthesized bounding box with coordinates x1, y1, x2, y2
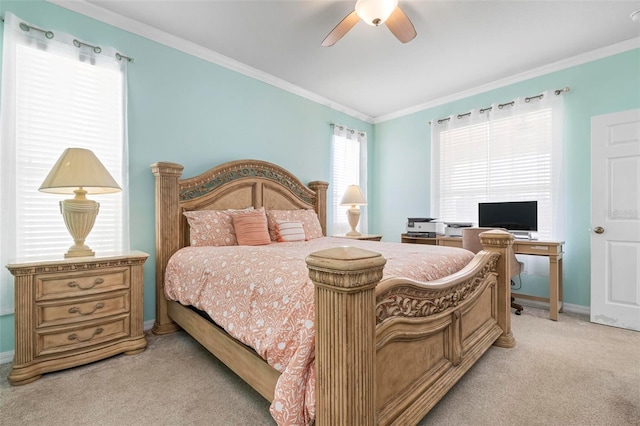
(330, 123, 366, 137)
(429, 87, 570, 125)
(0, 15, 134, 62)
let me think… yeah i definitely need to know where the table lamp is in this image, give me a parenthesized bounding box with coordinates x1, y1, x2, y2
(39, 148, 121, 258)
(340, 184, 367, 236)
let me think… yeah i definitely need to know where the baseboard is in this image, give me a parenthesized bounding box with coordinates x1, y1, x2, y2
(0, 319, 158, 365)
(144, 319, 155, 331)
(0, 350, 14, 365)
(514, 297, 590, 316)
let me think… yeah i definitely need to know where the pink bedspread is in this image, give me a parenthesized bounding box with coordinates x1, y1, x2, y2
(164, 237, 473, 425)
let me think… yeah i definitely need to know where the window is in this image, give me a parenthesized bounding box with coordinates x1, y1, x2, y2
(431, 91, 565, 240)
(0, 13, 129, 314)
(331, 125, 368, 235)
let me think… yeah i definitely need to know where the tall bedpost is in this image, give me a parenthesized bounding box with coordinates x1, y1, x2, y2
(306, 247, 386, 426)
(308, 181, 329, 236)
(151, 162, 184, 335)
(480, 230, 516, 348)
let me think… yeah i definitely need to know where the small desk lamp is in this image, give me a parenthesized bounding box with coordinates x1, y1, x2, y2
(340, 184, 367, 236)
(39, 148, 121, 258)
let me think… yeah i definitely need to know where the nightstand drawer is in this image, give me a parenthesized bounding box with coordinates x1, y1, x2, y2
(36, 315, 130, 357)
(7, 251, 148, 385)
(36, 291, 130, 328)
(36, 268, 130, 301)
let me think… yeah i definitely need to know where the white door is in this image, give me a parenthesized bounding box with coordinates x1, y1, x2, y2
(591, 109, 640, 331)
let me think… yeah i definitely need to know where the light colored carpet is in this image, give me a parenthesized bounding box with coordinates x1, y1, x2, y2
(1, 307, 639, 426)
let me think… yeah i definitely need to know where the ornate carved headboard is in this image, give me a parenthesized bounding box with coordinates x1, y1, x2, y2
(151, 159, 328, 331)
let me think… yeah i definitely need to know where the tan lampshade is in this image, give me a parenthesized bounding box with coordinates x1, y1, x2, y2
(340, 185, 367, 206)
(39, 148, 121, 194)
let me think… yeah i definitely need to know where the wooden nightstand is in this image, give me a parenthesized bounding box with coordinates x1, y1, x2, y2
(6, 251, 148, 385)
(332, 234, 383, 241)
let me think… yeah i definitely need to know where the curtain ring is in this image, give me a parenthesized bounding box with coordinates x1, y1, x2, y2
(73, 39, 102, 54)
(115, 53, 133, 62)
(19, 22, 54, 39)
(525, 94, 544, 103)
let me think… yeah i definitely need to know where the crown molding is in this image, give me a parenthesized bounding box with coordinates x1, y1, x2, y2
(47, 0, 375, 124)
(46, 1, 638, 126)
(374, 37, 640, 124)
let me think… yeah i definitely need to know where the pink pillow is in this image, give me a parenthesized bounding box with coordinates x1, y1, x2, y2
(266, 209, 324, 241)
(184, 207, 256, 247)
(232, 211, 271, 246)
(275, 220, 307, 242)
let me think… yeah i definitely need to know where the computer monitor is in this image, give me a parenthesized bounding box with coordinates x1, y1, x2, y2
(478, 201, 538, 234)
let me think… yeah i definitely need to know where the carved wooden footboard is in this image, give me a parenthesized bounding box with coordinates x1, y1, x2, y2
(152, 160, 515, 426)
(307, 232, 515, 426)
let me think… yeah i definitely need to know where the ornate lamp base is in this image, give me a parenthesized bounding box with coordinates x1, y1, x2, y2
(60, 196, 99, 258)
(346, 207, 362, 236)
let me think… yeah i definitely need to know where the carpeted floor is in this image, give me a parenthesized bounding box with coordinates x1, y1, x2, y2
(1, 307, 639, 425)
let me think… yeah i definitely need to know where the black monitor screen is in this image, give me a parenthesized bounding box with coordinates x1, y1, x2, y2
(478, 201, 538, 231)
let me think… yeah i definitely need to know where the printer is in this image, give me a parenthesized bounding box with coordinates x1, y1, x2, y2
(406, 218, 445, 237)
(444, 222, 473, 237)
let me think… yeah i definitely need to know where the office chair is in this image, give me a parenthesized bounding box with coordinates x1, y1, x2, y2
(461, 227, 524, 315)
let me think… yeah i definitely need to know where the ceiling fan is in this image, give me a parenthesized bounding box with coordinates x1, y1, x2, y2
(322, 0, 416, 47)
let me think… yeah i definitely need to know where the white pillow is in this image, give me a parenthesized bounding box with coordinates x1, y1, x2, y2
(275, 220, 307, 242)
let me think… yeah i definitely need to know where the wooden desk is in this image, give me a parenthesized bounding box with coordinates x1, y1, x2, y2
(401, 234, 565, 320)
(510, 240, 564, 321)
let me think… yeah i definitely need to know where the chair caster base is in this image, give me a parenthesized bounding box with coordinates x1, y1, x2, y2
(511, 297, 524, 316)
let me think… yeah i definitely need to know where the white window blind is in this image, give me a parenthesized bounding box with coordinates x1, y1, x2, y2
(15, 45, 125, 256)
(431, 91, 565, 241)
(331, 126, 368, 235)
(0, 13, 129, 314)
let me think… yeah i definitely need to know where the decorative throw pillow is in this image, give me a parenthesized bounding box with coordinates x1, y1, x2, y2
(184, 207, 256, 247)
(232, 210, 271, 246)
(275, 220, 307, 242)
(266, 209, 324, 241)
(184, 210, 236, 247)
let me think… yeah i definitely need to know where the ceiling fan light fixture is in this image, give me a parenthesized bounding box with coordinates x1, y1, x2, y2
(355, 0, 399, 26)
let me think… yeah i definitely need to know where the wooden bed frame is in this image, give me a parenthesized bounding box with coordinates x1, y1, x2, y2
(151, 159, 516, 425)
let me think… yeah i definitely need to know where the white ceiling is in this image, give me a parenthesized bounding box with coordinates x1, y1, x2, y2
(61, 0, 640, 121)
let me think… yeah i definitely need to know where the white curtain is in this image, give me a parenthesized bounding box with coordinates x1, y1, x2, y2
(331, 125, 368, 235)
(0, 12, 130, 314)
(431, 90, 565, 274)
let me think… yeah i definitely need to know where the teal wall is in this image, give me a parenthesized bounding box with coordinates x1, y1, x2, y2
(0, 0, 638, 354)
(0, 1, 373, 353)
(372, 49, 640, 307)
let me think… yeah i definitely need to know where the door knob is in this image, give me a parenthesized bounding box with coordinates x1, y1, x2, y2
(594, 226, 604, 234)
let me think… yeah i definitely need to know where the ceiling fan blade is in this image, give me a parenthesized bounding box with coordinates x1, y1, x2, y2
(385, 7, 416, 43)
(322, 11, 360, 47)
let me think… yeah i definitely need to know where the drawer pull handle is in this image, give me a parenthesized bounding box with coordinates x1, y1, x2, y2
(68, 327, 103, 342)
(68, 303, 104, 316)
(67, 278, 105, 290)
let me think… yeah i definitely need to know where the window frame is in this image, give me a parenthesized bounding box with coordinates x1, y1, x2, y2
(430, 91, 565, 241)
(330, 126, 368, 236)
